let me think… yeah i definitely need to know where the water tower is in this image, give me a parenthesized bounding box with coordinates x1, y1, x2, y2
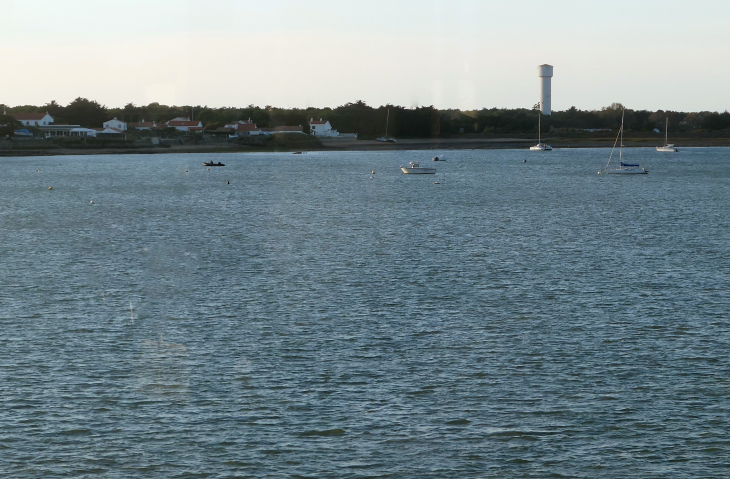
(538, 64, 553, 115)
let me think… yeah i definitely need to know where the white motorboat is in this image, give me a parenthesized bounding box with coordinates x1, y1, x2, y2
(401, 161, 436, 174)
(376, 108, 397, 142)
(599, 110, 648, 175)
(530, 105, 552, 151)
(656, 118, 679, 152)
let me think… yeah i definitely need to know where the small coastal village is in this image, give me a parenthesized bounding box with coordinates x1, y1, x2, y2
(6, 110, 353, 141)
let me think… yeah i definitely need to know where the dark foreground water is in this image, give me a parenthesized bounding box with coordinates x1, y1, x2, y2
(1, 148, 729, 477)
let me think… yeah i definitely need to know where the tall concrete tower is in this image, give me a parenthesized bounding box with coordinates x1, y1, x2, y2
(538, 64, 553, 116)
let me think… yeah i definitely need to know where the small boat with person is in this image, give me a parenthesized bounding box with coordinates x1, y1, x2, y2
(401, 161, 436, 174)
(203, 161, 225, 167)
(599, 110, 648, 175)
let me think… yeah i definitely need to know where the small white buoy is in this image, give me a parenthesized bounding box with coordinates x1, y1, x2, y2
(371, 170, 375, 174)
(48, 186, 52, 190)
(89, 200, 94, 204)
(433, 182, 439, 184)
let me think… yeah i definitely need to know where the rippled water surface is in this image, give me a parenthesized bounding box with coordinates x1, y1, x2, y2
(1, 148, 729, 477)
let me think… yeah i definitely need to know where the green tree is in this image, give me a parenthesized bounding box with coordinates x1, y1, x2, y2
(42, 100, 65, 120)
(0, 114, 22, 136)
(64, 97, 108, 127)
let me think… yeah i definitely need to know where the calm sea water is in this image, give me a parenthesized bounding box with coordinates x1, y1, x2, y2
(1, 148, 729, 477)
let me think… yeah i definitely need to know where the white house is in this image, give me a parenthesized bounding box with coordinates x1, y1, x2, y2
(309, 118, 338, 137)
(308, 118, 353, 138)
(225, 119, 255, 129)
(11, 112, 54, 127)
(166, 117, 203, 132)
(103, 118, 127, 131)
(231, 122, 262, 137)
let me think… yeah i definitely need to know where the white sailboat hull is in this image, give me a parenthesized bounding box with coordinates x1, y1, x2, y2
(656, 118, 678, 152)
(401, 167, 436, 174)
(600, 168, 648, 175)
(530, 143, 552, 151)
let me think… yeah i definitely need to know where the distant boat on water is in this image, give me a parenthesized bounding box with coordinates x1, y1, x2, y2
(530, 106, 552, 151)
(656, 118, 679, 152)
(599, 110, 648, 175)
(203, 161, 225, 167)
(401, 161, 435, 174)
(376, 108, 397, 143)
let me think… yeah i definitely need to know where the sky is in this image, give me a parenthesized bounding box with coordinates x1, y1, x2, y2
(2, 0, 730, 112)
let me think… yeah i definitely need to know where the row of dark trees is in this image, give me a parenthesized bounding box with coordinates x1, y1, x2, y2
(5, 98, 730, 137)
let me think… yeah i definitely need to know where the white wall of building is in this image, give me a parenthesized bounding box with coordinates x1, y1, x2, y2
(309, 119, 342, 137)
(18, 113, 54, 126)
(103, 118, 128, 131)
(70, 128, 97, 137)
(538, 64, 553, 116)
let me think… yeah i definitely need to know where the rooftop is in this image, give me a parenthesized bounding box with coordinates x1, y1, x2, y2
(11, 112, 51, 120)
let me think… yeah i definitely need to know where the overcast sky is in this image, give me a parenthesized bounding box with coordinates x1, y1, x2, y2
(2, 0, 730, 111)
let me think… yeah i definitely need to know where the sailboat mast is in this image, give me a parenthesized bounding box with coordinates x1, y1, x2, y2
(538, 109, 541, 144)
(385, 108, 390, 137)
(620, 110, 624, 161)
(665, 117, 668, 145)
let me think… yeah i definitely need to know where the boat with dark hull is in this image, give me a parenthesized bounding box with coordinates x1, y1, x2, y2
(599, 110, 648, 175)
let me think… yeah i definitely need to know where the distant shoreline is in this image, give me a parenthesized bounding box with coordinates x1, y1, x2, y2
(3, 137, 730, 157)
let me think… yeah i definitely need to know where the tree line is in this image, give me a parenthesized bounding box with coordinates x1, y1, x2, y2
(4, 98, 730, 138)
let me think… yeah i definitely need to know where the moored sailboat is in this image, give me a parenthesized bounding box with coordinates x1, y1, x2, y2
(530, 106, 552, 151)
(599, 110, 648, 175)
(656, 117, 679, 152)
(376, 108, 397, 143)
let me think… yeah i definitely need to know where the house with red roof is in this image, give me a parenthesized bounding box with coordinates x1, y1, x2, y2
(309, 118, 333, 137)
(166, 117, 203, 132)
(235, 123, 261, 135)
(11, 112, 54, 127)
